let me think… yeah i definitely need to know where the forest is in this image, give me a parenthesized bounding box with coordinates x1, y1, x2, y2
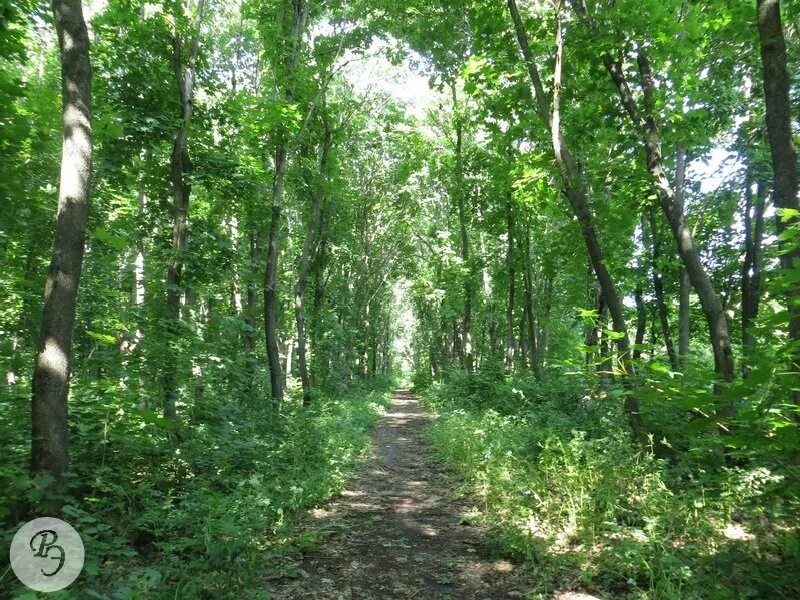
(1, 0, 799, 597)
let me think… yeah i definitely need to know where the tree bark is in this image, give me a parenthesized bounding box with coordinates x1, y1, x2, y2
(295, 124, 330, 405)
(598, 298, 612, 381)
(164, 0, 206, 419)
(310, 212, 327, 382)
(31, 0, 92, 482)
(539, 273, 554, 367)
(523, 220, 539, 373)
(264, 0, 308, 402)
(477, 215, 497, 356)
(452, 86, 474, 373)
(507, 0, 646, 442)
(647, 206, 679, 371)
(675, 147, 691, 365)
(634, 224, 647, 365)
(244, 230, 260, 367)
(742, 174, 767, 376)
(634, 283, 647, 364)
(132, 184, 147, 410)
(264, 139, 286, 402)
(229, 215, 243, 317)
(505, 188, 516, 370)
(757, 0, 800, 405)
(585, 281, 600, 370)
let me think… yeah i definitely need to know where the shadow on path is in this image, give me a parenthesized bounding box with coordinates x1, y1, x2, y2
(267, 390, 537, 599)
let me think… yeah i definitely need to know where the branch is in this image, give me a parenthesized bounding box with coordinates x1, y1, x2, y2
(506, 0, 552, 126)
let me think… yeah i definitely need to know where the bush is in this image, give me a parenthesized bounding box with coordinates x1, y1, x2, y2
(0, 383, 390, 599)
(422, 371, 800, 599)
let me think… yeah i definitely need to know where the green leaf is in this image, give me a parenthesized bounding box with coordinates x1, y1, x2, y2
(92, 227, 130, 250)
(86, 330, 117, 345)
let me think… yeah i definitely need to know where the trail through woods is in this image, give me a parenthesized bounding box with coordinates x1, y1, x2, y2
(268, 391, 546, 599)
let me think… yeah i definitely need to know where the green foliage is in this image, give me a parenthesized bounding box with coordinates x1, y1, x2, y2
(0, 382, 391, 598)
(3, 0, 800, 598)
(423, 372, 800, 599)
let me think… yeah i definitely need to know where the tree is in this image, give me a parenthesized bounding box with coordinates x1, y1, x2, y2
(507, 0, 646, 442)
(569, 0, 736, 392)
(295, 113, 331, 405)
(757, 0, 800, 407)
(31, 0, 93, 481)
(451, 85, 475, 373)
(262, 0, 310, 402)
(163, 0, 207, 419)
(742, 171, 766, 375)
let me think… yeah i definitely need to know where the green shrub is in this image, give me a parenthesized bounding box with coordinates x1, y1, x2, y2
(0, 383, 389, 599)
(422, 372, 800, 599)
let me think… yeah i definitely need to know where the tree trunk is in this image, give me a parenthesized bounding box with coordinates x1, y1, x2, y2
(478, 224, 497, 356)
(675, 147, 691, 365)
(309, 212, 327, 381)
(647, 206, 679, 371)
(634, 282, 647, 364)
(452, 318, 461, 367)
(295, 126, 330, 405)
(523, 221, 539, 373)
(505, 189, 516, 370)
(131, 185, 147, 410)
(540, 273, 553, 366)
(452, 88, 474, 373)
(134, 189, 146, 307)
(264, 139, 286, 402)
(229, 215, 243, 317)
(164, 0, 206, 419)
(285, 337, 293, 378)
(244, 230, 260, 370)
(508, 0, 646, 441)
(757, 0, 800, 406)
(264, 0, 308, 402)
(31, 0, 92, 482)
(634, 226, 647, 366)
(742, 174, 767, 376)
(598, 298, 612, 381)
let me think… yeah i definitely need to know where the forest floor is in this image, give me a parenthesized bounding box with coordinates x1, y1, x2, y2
(266, 390, 591, 600)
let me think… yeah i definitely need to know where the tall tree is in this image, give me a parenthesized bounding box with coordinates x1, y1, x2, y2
(505, 176, 516, 370)
(569, 1, 735, 390)
(507, 0, 646, 442)
(522, 219, 539, 373)
(646, 206, 679, 371)
(31, 0, 93, 481)
(675, 147, 691, 365)
(163, 0, 207, 419)
(451, 85, 475, 373)
(742, 173, 766, 376)
(295, 116, 331, 405)
(263, 0, 309, 402)
(757, 0, 800, 406)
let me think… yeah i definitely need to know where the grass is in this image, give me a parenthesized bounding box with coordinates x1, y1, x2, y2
(0, 378, 392, 599)
(419, 371, 800, 600)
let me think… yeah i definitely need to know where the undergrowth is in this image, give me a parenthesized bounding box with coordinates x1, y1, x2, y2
(420, 369, 800, 600)
(0, 378, 391, 599)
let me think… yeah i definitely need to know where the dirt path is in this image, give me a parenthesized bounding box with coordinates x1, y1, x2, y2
(267, 390, 536, 599)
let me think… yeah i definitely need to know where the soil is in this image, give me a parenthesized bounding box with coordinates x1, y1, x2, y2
(266, 390, 541, 599)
